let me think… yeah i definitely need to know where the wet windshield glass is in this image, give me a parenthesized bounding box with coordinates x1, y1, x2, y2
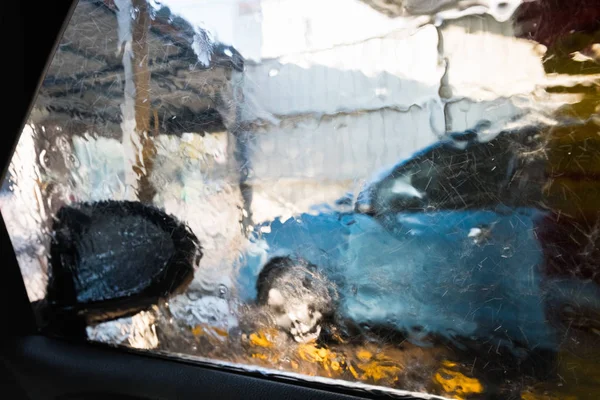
(2, 0, 600, 398)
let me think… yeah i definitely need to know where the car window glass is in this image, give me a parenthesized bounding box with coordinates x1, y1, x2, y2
(2, 0, 600, 398)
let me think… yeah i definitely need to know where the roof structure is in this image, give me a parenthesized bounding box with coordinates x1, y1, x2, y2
(32, 0, 244, 137)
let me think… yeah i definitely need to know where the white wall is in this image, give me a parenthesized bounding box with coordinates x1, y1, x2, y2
(243, 25, 442, 119)
(238, 10, 556, 222)
(249, 106, 441, 182)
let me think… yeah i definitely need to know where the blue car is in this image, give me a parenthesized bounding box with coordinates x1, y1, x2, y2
(237, 206, 561, 354)
(235, 127, 600, 358)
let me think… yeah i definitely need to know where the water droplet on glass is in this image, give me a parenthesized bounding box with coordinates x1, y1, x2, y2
(501, 245, 514, 258)
(218, 284, 228, 299)
(39, 150, 49, 170)
(67, 154, 80, 169)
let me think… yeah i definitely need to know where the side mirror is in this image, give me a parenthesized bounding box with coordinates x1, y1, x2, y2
(37, 200, 201, 338)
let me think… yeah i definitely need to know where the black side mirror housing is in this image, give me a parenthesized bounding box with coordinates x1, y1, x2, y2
(38, 200, 201, 338)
